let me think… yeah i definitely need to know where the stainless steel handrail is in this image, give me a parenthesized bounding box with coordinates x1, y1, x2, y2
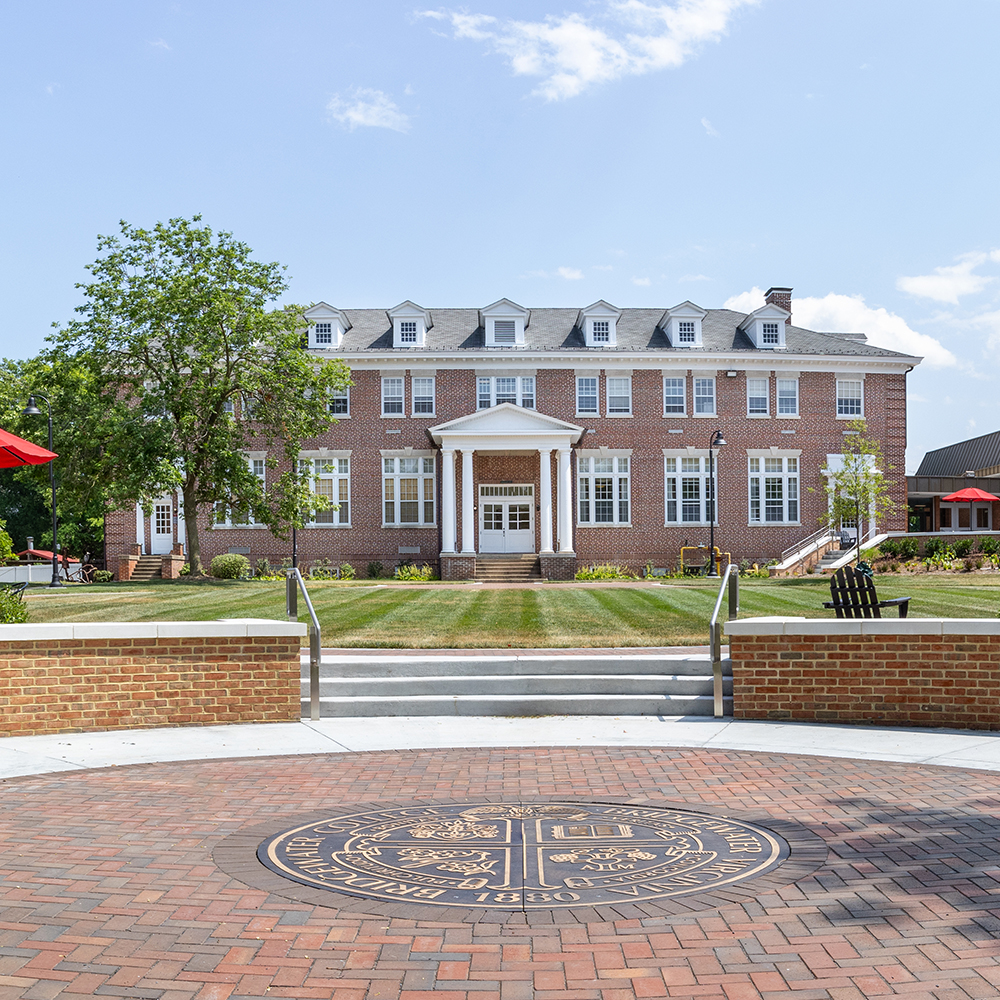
(780, 525, 836, 564)
(287, 568, 322, 721)
(708, 564, 739, 718)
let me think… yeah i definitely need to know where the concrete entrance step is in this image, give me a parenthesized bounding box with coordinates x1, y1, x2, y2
(300, 651, 732, 718)
(475, 554, 542, 582)
(130, 555, 162, 582)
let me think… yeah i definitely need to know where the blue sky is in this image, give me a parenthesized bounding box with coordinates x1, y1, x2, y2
(2, 0, 998, 471)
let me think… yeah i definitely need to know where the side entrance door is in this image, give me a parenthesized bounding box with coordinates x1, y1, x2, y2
(479, 485, 534, 553)
(150, 500, 174, 554)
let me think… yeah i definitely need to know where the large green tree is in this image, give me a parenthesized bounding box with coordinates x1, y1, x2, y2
(42, 216, 350, 574)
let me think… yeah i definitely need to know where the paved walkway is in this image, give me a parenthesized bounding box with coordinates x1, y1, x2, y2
(3, 717, 1000, 999)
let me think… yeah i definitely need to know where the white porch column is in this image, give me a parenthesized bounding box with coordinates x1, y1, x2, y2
(539, 448, 554, 554)
(558, 448, 574, 553)
(135, 503, 144, 549)
(176, 489, 186, 547)
(441, 448, 457, 553)
(461, 450, 475, 553)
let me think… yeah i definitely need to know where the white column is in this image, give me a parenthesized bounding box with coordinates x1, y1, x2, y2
(461, 450, 475, 553)
(441, 448, 457, 553)
(135, 503, 144, 549)
(558, 448, 574, 553)
(176, 489, 186, 546)
(539, 449, 554, 554)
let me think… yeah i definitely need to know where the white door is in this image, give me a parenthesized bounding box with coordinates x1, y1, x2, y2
(151, 501, 173, 554)
(479, 485, 534, 553)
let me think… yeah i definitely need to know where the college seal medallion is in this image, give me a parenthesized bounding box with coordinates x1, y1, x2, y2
(258, 800, 789, 910)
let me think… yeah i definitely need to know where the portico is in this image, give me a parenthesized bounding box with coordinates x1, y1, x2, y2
(430, 405, 583, 578)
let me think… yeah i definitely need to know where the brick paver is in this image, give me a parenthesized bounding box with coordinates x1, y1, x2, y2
(1, 746, 1000, 999)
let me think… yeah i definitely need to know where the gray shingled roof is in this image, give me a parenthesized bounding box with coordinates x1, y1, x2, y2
(327, 307, 914, 358)
(915, 429, 1000, 476)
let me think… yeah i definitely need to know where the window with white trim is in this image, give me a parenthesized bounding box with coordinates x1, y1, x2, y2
(328, 388, 349, 416)
(747, 377, 769, 416)
(663, 377, 685, 415)
(223, 398, 235, 416)
(607, 377, 632, 415)
(678, 320, 696, 344)
(217, 458, 266, 526)
(578, 456, 630, 524)
(577, 377, 598, 415)
(777, 379, 798, 415)
(314, 322, 333, 345)
(694, 378, 715, 415)
(299, 458, 350, 525)
(592, 320, 610, 343)
(412, 377, 435, 415)
(477, 376, 535, 409)
(383, 456, 436, 525)
(762, 322, 780, 345)
(748, 456, 799, 523)
(382, 377, 404, 415)
(664, 456, 714, 524)
(399, 320, 417, 344)
(836, 379, 863, 417)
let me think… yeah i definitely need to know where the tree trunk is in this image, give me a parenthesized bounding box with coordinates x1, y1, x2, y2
(183, 483, 205, 575)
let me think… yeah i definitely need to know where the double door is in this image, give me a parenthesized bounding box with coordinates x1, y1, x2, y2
(479, 484, 534, 553)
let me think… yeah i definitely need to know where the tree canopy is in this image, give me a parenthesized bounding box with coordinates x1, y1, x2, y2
(41, 216, 350, 573)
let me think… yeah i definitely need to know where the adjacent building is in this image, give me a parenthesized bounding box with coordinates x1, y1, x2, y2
(106, 287, 919, 579)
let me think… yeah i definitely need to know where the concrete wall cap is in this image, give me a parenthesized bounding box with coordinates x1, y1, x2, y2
(0, 620, 307, 642)
(725, 616, 1000, 637)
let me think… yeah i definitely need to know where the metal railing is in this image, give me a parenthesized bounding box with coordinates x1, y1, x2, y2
(780, 525, 837, 564)
(287, 568, 322, 721)
(708, 564, 739, 718)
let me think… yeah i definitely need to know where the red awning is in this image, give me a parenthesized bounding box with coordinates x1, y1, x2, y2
(0, 427, 57, 468)
(941, 487, 1000, 503)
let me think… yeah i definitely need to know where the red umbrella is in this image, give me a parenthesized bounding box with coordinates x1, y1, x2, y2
(0, 426, 58, 468)
(941, 487, 1000, 502)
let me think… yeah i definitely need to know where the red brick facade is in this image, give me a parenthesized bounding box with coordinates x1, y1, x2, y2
(104, 299, 916, 579)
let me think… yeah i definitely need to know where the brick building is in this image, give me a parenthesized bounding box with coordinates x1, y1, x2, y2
(105, 287, 919, 579)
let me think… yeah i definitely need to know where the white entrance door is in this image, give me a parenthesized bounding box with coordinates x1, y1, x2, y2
(479, 485, 534, 553)
(151, 501, 173, 554)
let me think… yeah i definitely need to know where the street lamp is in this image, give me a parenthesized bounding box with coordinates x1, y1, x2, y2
(706, 429, 726, 577)
(22, 394, 62, 588)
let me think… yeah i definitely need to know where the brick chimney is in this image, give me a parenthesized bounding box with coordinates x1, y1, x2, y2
(765, 286, 792, 324)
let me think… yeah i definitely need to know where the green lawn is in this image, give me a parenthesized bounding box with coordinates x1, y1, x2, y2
(21, 575, 1000, 648)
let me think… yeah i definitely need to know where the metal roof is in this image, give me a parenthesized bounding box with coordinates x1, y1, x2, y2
(915, 429, 1000, 477)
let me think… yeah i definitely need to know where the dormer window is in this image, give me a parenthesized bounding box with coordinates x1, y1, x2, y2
(661, 302, 707, 348)
(388, 301, 432, 348)
(304, 302, 351, 349)
(481, 299, 529, 347)
(762, 322, 780, 345)
(494, 320, 516, 344)
(579, 300, 621, 348)
(739, 303, 789, 349)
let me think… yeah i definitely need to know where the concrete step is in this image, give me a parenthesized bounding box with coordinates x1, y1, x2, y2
(299, 651, 732, 718)
(475, 555, 542, 582)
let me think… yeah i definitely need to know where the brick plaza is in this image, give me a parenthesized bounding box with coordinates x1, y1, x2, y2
(2, 744, 1000, 999)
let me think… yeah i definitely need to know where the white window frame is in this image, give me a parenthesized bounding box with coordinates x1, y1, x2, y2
(476, 376, 536, 409)
(216, 457, 266, 527)
(663, 454, 714, 526)
(328, 387, 350, 418)
(577, 376, 599, 416)
(606, 376, 632, 416)
(777, 378, 799, 417)
(748, 455, 800, 524)
(382, 377, 404, 416)
(678, 320, 696, 344)
(299, 457, 351, 526)
(382, 455, 436, 527)
(577, 454, 631, 526)
(762, 322, 780, 346)
(663, 376, 686, 416)
(592, 320, 610, 343)
(836, 379, 864, 418)
(314, 322, 333, 346)
(747, 377, 769, 417)
(694, 377, 716, 416)
(412, 377, 435, 416)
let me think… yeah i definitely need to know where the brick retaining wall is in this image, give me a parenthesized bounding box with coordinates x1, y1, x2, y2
(726, 617, 1000, 729)
(0, 620, 306, 737)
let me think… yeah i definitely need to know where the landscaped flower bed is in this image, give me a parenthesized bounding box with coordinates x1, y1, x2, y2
(870, 535, 1000, 574)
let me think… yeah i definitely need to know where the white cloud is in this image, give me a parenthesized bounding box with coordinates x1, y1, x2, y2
(723, 286, 956, 368)
(327, 89, 410, 133)
(897, 251, 1000, 305)
(632, 276, 651, 286)
(679, 272, 710, 282)
(419, 0, 759, 101)
(150, 38, 171, 50)
(592, 264, 615, 271)
(557, 266, 584, 280)
(700, 117, 719, 137)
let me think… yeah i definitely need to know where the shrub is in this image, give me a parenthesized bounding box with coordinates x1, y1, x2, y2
(93, 569, 113, 583)
(255, 557, 271, 577)
(980, 536, 1000, 556)
(574, 563, 637, 581)
(0, 587, 29, 624)
(210, 553, 251, 579)
(308, 558, 335, 579)
(924, 537, 946, 557)
(953, 538, 974, 558)
(179, 562, 190, 576)
(897, 538, 919, 560)
(394, 562, 438, 581)
(878, 538, 899, 558)
(339, 562, 356, 580)
(367, 561, 384, 579)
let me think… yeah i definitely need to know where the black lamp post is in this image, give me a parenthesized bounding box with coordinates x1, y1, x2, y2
(706, 428, 727, 577)
(22, 394, 62, 588)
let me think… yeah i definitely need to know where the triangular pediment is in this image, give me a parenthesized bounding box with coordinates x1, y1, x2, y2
(738, 302, 790, 329)
(430, 404, 584, 446)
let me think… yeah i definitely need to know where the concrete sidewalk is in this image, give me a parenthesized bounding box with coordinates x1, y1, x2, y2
(3, 714, 1000, 778)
